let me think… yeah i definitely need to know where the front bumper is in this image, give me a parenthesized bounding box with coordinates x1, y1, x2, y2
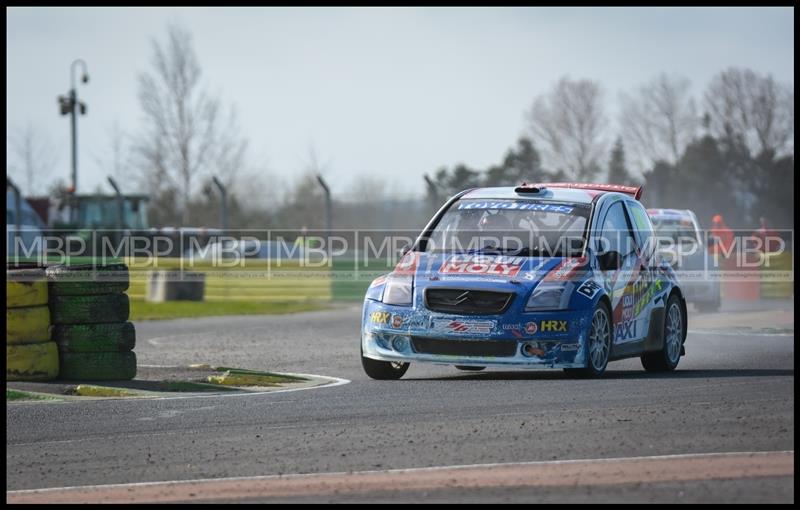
(361, 300, 592, 369)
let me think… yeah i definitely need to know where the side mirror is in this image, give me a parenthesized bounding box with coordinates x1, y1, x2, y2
(400, 243, 411, 256)
(598, 251, 622, 272)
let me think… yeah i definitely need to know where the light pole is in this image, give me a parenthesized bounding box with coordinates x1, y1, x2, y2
(316, 174, 332, 235)
(211, 176, 227, 232)
(107, 176, 124, 245)
(58, 59, 89, 194)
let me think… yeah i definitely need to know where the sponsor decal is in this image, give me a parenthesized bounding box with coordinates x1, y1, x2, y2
(369, 275, 388, 288)
(439, 255, 524, 277)
(544, 257, 587, 282)
(633, 279, 663, 317)
(577, 279, 602, 299)
(615, 319, 637, 341)
(540, 320, 567, 332)
(432, 319, 496, 335)
(370, 311, 391, 324)
(391, 314, 403, 328)
(394, 251, 419, 276)
(560, 343, 579, 351)
(457, 201, 575, 214)
(502, 322, 538, 335)
(621, 294, 634, 321)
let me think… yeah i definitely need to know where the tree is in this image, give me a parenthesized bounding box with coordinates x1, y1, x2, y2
(92, 121, 131, 187)
(7, 124, 57, 196)
(704, 67, 793, 158)
(133, 24, 248, 226)
(527, 77, 607, 180)
(607, 137, 632, 185)
(431, 163, 482, 197)
(619, 73, 699, 172)
(484, 137, 543, 186)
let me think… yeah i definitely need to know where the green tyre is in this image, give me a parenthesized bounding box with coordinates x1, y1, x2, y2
(50, 293, 130, 325)
(53, 322, 136, 353)
(46, 264, 130, 296)
(59, 351, 137, 381)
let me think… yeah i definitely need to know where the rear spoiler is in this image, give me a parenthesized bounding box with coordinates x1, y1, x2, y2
(532, 182, 643, 200)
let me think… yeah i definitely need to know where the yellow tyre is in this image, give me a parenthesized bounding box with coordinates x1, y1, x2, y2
(7, 341, 59, 381)
(7, 306, 52, 345)
(7, 269, 48, 308)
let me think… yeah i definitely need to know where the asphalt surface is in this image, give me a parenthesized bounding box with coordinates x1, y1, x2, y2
(6, 299, 795, 503)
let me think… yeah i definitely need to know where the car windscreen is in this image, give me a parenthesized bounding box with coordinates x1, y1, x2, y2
(650, 217, 700, 245)
(423, 198, 590, 257)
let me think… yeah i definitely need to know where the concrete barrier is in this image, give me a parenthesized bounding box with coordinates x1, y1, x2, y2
(146, 270, 205, 302)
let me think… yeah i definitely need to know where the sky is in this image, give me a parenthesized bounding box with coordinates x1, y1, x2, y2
(6, 6, 795, 200)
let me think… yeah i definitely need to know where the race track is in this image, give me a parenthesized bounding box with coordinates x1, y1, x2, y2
(6, 301, 794, 503)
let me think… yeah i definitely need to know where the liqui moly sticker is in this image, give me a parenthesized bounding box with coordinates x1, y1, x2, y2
(439, 255, 524, 277)
(393, 251, 420, 276)
(543, 257, 586, 282)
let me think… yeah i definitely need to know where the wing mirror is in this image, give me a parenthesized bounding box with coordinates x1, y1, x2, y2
(597, 251, 622, 271)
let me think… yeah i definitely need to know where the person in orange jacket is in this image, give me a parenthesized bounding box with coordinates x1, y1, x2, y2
(709, 214, 734, 256)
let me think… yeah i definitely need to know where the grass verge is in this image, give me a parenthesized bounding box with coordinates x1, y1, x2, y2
(129, 299, 328, 320)
(7, 390, 61, 401)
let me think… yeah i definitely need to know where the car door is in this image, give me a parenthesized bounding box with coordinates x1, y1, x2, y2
(596, 199, 643, 345)
(624, 200, 663, 341)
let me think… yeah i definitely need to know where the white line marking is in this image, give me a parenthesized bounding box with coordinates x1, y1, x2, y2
(687, 329, 794, 337)
(6, 374, 350, 407)
(6, 450, 793, 495)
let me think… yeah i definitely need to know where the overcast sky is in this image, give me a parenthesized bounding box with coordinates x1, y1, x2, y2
(6, 6, 794, 198)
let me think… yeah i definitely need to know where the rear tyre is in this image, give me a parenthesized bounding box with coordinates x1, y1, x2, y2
(455, 365, 485, 371)
(563, 301, 612, 378)
(642, 294, 684, 372)
(361, 347, 409, 380)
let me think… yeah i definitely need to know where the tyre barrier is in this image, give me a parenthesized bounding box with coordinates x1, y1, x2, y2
(7, 306, 52, 345)
(7, 341, 59, 381)
(7, 268, 49, 308)
(7, 267, 58, 381)
(53, 322, 136, 353)
(50, 293, 130, 325)
(46, 263, 130, 296)
(59, 351, 137, 381)
(45, 263, 137, 381)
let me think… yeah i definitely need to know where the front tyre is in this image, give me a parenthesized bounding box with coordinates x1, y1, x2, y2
(361, 347, 409, 380)
(564, 301, 612, 378)
(641, 294, 684, 372)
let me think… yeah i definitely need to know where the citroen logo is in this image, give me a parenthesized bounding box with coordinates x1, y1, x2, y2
(451, 291, 471, 305)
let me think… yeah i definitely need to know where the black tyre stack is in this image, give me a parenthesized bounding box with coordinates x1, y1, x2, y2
(46, 264, 137, 381)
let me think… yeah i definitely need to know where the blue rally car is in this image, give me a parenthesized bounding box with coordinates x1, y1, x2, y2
(360, 182, 688, 379)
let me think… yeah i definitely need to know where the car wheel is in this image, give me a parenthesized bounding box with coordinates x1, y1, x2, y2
(455, 365, 485, 371)
(641, 294, 684, 372)
(564, 301, 612, 378)
(361, 347, 409, 380)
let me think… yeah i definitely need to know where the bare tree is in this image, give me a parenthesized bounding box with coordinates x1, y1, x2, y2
(619, 73, 698, 171)
(704, 68, 793, 157)
(133, 24, 248, 225)
(7, 124, 58, 196)
(527, 77, 607, 180)
(92, 121, 131, 186)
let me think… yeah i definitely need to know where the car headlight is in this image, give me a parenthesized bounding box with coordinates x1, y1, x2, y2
(382, 275, 413, 306)
(525, 281, 573, 311)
